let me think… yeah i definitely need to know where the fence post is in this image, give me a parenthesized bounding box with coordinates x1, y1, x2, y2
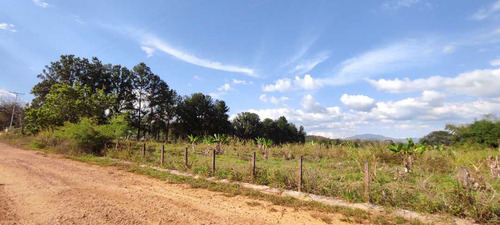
(364, 161, 370, 203)
(161, 145, 165, 165)
(184, 147, 189, 168)
(252, 151, 256, 178)
(298, 156, 303, 192)
(212, 149, 216, 176)
(142, 142, 146, 157)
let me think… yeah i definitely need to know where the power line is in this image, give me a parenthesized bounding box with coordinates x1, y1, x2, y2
(8, 91, 24, 131)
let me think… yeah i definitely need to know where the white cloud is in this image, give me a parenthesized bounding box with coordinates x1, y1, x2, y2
(33, 0, 49, 8)
(217, 83, 232, 92)
(208, 92, 222, 99)
(368, 68, 500, 97)
(262, 74, 322, 92)
(381, 0, 421, 10)
(301, 94, 325, 113)
(490, 58, 500, 66)
(0, 90, 16, 104)
(0, 23, 16, 33)
(290, 51, 329, 75)
(259, 94, 288, 105)
(232, 79, 252, 85)
(142, 34, 256, 77)
(471, 0, 500, 21)
(193, 75, 200, 80)
(442, 45, 456, 54)
(324, 39, 434, 85)
(340, 94, 376, 112)
(262, 78, 293, 92)
(242, 91, 500, 139)
(140, 46, 155, 58)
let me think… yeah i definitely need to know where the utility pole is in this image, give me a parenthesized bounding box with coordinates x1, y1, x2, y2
(8, 91, 24, 131)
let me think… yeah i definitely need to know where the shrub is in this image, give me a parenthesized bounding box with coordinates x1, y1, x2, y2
(55, 118, 109, 155)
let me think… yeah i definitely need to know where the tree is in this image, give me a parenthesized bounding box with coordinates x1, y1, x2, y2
(25, 83, 114, 133)
(421, 130, 453, 146)
(131, 63, 154, 139)
(146, 74, 178, 140)
(232, 112, 262, 140)
(174, 93, 231, 137)
(446, 117, 500, 148)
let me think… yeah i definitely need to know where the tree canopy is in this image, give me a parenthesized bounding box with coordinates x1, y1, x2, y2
(22, 55, 305, 143)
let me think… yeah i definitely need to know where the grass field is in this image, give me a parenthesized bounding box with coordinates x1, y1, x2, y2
(2, 132, 499, 224)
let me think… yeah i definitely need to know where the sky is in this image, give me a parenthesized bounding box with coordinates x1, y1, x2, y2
(1, 0, 499, 138)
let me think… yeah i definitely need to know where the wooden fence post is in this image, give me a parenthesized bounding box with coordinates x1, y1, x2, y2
(459, 167, 470, 188)
(212, 149, 216, 176)
(161, 145, 165, 165)
(142, 142, 146, 157)
(252, 151, 256, 178)
(184, 147, 189, 168)
(364, 161, 370, 203)
(298, 156, 303, 192)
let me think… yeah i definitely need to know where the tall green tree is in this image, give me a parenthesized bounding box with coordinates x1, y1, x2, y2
(131, 62, 154, 139)
(232, 112, 262, 139)
(174, 93, 231, 137)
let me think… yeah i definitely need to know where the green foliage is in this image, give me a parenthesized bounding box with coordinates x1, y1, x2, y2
(53, 116, 130, 155)
(388, 139, 426, 155)
(97, 114, 131, 139)
(54, 118, 109, 155)
(232, 112, 263, 139)
(421, 130, 453, 146)
(446, 116, 500, 148)
(174, 93, 232, 137)
(25, 83, 114, 134)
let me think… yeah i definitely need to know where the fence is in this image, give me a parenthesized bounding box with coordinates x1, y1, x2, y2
(133, 142, 373, 202)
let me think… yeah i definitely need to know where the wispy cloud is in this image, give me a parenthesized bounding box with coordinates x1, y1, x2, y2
(282, 33, 320, 68)
(74, 16, 87, 25)
(380, 0, 421, 10)
(263, 39, 436, 92)
(0, 23, 17, 33)
(142, 34, 256, 77)
(441, 45, 456, 54)
(232, 79, 253, 85)
(324, 39, 434, 85)
(471, 0, 500, 20)
(140, 46, 155, 58)
(290, 51, 329, 75)
(490, 58, 500, 66)
(33, 0, 49, 8)
(259, 94, 288, 105)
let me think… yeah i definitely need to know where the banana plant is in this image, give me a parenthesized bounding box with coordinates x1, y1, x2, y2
(262, 138, 273, 159)
(255, 137, 264, 150)
(212, 134, 230, 154)
(388, 138, 426, 173)
(203, 135, 215, 156)
(187, 134, 200, 152)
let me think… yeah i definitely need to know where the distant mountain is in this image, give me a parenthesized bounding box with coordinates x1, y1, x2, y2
(347, 134, 420, 143)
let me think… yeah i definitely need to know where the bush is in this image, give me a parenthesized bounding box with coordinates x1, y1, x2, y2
(55, 118, 109, 155)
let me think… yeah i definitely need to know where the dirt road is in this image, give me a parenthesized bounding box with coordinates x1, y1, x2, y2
(0, 143, 347, 224)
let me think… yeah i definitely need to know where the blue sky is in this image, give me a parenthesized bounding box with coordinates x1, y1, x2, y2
(1, 0, 499, 138)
